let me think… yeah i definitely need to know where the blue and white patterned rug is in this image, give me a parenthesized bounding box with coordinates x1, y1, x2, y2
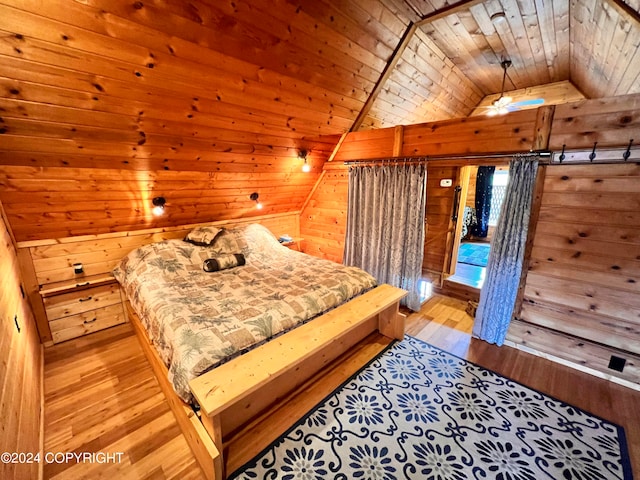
(229, 336, 633, 480)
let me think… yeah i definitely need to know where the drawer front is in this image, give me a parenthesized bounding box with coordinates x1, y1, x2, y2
(44, 283, 121, 320)
(49, 303, 125, 343)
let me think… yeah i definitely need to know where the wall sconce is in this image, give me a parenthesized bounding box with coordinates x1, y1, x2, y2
(152, 196, 166, 216)
(299, 149, 311, 173)
(249, 192, 263, 210)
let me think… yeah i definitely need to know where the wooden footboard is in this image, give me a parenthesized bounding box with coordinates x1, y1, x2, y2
(126, 284, 407, 480)
(191, 284, 406, 479)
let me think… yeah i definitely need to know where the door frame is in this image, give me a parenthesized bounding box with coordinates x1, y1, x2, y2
(442, 165, 471, 276)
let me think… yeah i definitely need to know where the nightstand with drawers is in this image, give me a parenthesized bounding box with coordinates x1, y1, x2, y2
(39, 275, 126, 344)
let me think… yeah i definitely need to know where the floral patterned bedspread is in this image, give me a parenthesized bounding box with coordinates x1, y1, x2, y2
(113, 223, 377, 403)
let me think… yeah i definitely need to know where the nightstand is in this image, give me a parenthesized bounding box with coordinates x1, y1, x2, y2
(39, 274, 126, 344)
(281, 238, 303, 252)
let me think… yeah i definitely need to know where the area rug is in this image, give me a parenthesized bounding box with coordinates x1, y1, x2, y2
(458, 242, 491, 267)
(229, 336, 633, 480)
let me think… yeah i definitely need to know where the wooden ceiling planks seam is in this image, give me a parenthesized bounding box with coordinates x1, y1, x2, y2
(505, 0, 551, 87)
(603, 6, 638, 96)
(381, 29, 483, 119)
(0, 0, 368, 128)
(572, 0, 640, 99)
(354, 0, 488, 130)
(85, 0, 383, 101)
(422, 12, 499, 92)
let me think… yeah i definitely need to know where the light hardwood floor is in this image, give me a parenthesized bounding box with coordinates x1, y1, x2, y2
(44, 294, 639, 479)
(43, 326, 203, 480)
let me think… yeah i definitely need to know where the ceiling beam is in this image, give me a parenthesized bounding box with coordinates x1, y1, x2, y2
(349, 21, 417, 132)
(349, 0, 486, 132)
(414, 0, 486, 27)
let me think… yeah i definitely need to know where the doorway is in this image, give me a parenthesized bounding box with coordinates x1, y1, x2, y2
(445, 164, 509, 295)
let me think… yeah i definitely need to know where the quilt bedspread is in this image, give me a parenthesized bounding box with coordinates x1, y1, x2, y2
(113, 224, 376, 403)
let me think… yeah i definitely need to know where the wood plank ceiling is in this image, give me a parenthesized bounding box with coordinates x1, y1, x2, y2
(0, 0, 639, 240)
(360, 0, 640, 128)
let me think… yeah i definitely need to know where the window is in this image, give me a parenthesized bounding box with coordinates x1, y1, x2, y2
(488, 170, 509, 226)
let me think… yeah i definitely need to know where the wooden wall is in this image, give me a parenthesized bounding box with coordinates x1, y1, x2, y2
(301, 92, 640, 385)
(549, 94, 640, 150)
(422, 164, 460, 275)
(332, 109, 538, 161)
(303, 109, 539, 264)
(508, 162, 640, 383)
(1, 0, 640, 245)
(0, 159, 325, 243)
(0, 201, 42, 480)
(299, 165, 348, 263)
(0, 0, 362, 243)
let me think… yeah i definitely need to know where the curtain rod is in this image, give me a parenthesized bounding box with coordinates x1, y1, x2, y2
(343, 150, 551, 165)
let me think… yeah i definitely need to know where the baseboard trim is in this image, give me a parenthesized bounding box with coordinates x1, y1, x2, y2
(503, 339, 640, 393)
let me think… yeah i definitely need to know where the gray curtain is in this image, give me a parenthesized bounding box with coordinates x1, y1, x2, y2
(344, 163, 427, 311)
(472, 156, 539, 345)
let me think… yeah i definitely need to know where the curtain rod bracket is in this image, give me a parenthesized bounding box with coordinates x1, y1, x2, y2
(589, 142, 597, 162)
(623, 139, 633, 161)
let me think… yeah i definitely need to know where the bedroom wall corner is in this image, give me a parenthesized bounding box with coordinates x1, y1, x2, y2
(0, 200, 43, 480)
(299, 133, 350, 264)
(299, 162, 348, 264)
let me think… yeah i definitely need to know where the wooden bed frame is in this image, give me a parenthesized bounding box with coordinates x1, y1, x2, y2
(16, 214, 407, 479)
(125, 284, 406, 480)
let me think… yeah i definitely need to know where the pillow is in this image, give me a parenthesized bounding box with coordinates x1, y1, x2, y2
(210, 228, 249, 255)
(203, 253, 245, 272)
(241, 223, 283, 254)
(184, 225, 223, 246)
(113, 240, 187, 282)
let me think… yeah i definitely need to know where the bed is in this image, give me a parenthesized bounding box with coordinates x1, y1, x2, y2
(114, 222, 406, 478)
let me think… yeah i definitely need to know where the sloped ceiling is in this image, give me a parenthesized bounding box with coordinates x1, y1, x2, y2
(0, 0, 639, 239)
(1, 0, 638, 147)
(361, 0, 640, 129)
(1, 0, 638, 137)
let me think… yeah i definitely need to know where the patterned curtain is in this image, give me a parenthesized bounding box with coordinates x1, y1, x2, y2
(470, 165, 495, 238)
(344, 163, 427, 311)
(472, 156, 539, 345)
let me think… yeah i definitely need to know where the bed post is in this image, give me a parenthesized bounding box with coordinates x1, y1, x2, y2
(200, 415, 224, 480)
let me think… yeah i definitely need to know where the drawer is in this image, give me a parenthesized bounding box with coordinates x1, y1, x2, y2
(44, 283, 121, 320)
(49, 303, 125, 343)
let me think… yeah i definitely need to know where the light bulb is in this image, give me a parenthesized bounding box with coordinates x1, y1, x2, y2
(302, 161, 311, 173)
(256, 202, 263, 210)
(151, 197, 166, 215)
